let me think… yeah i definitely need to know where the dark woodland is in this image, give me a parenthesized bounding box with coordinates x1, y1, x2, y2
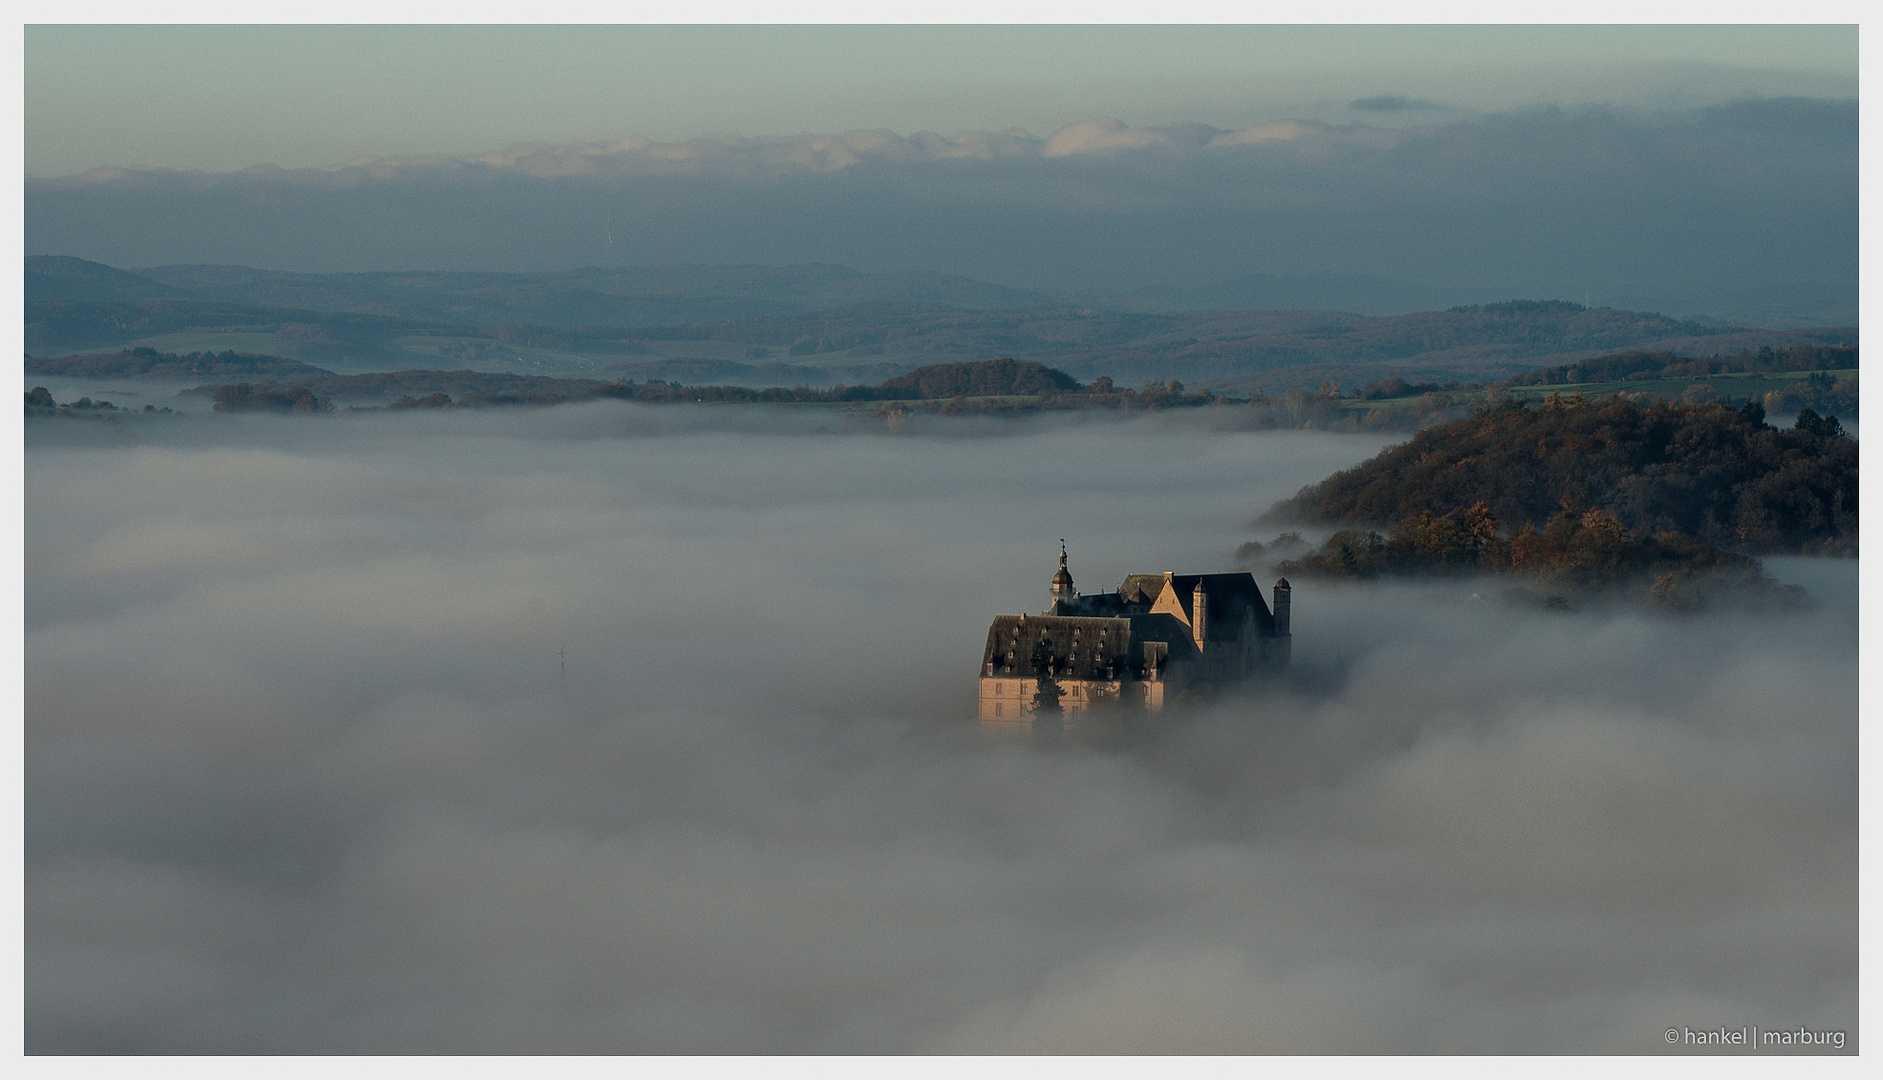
(1262, 397, 1856, 556)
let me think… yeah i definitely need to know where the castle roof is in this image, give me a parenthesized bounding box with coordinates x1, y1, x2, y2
(1117, 574, 1166, 605)
(1046, 589, 1149, 617)
(1150, 572, 1277, 639)
(981, 612, 1197, 680)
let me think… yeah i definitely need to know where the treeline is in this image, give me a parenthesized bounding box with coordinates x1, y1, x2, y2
(1272, 504, 1791, 608)
(1760, 371, 1858, 418)
(188, 367, 610, 407)
(1505, 344, 1856, 387)
(588, 357, 1085, 404)
(1319, 345, 1861, 429)
(867, 378, 1222, 420)
(1262, 397, 1856, 555)
(212, 383, 332, 414)
(194, 358, 1127, 412)
(877, 357, 1080, 397)
(25, 385, 175, 418)
(1354, 376, 1484, 400)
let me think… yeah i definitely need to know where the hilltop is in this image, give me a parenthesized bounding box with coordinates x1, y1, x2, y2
(25, 255, 189, 303)
(28, 256, 1065, 329)
(1259, 396, 1856, 555)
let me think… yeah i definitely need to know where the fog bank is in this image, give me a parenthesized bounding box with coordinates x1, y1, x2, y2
(25, 405, 1855, 1052)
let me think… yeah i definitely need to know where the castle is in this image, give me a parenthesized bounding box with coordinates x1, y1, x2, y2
(977, 544, 1291, 722)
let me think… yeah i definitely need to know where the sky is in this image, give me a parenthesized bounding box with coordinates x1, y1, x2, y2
(23, 24, 1858, 177)
(22, 403, 1858, 1053)
(21, 23, 1861, 322)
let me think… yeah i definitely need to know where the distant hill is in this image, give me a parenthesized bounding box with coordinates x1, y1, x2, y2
(595, 357, 897, 388)
(26, 256, 185, 303)
(27, 347, 334, 381)
(877, 358, 1079, 398)
(24, 299, 443, 362)
(24, 258, 1854, 390)
(591, 298, 1811, 386)
(1082, 271, 1490, 316)
(128, 261, 1065, 327)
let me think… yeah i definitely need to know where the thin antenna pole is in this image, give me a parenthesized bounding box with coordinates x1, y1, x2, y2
(558, 646, 567, 692)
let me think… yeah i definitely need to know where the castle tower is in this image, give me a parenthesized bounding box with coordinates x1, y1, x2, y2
(1191, 577, 1208, 650)
(1050, 540, 1075, 609)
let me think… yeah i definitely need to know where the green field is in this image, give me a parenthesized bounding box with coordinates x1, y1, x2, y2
(1340, 368, 1842, 414)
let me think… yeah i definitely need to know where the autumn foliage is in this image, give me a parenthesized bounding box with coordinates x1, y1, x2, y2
(1263, 396, 1855, 555)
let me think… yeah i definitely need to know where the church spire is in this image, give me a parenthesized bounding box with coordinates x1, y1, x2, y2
(1050, 539, 1075, 608)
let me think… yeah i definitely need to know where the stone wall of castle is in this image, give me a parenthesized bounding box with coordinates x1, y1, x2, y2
(977, 676, 1166, 722)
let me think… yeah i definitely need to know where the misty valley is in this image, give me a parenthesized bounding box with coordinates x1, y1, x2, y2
(22, 26, 1859, 1056)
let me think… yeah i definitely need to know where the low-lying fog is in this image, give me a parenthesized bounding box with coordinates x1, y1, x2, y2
(25, 404, 1856, 1053)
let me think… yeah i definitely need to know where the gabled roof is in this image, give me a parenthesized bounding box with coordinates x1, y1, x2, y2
(1147, 572, 1277, 638)
(1117, 574, 1166, 605)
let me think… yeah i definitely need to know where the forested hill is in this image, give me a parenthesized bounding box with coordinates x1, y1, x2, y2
(1260, 397, 1856, 555)
(876, 357, 1078, 397)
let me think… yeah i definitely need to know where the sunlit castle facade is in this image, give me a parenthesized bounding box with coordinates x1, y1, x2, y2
(977, 544, 1291, 722)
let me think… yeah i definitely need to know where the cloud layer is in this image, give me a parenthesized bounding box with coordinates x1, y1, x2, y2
(25, 101, 1856, 321)
(24, 407, 1856, 1052)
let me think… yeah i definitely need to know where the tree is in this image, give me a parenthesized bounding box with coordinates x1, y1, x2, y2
(1793, 408, 1845, 439)
(1029, 639, 1063, 716)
